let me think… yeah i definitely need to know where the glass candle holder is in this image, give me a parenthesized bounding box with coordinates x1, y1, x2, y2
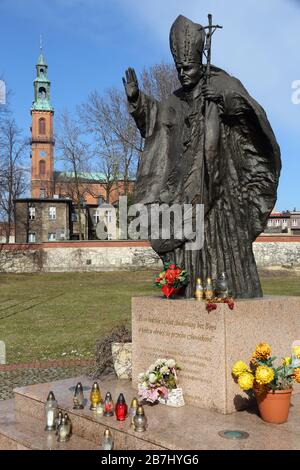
(90, 382, 102, 411)
(55, 411, 63, 435)
(133, 405, 147, 432)
(216, 272, 229, 298)
(204, 277, 214, 300)
(103, 392, 114, 417)
(96, 401, 104, 415)
(195, 277, 204, 301)
(115, 393, 128, 421)
(129, 397, 138, 428)
(44, 391, 58, 431)
(57, 416, 70, 442)
(102, 429, 113, 450)
(73, 382, 84, 410)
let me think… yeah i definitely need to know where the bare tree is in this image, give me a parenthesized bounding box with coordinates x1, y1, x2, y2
(79, 94, 121, 202)
(79, 88, 140, 197)
(56, 110, 93, 240)
(0, 75, 10, 120)
(0, 118, 29, 242)
(79, 62, 179, 197)
(140, 62, 180, 101)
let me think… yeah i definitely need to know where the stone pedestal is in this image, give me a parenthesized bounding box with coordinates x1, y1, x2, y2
(132, 296, 300, 414)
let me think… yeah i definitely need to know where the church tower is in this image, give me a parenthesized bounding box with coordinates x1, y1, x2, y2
(31, 46, 54, 198)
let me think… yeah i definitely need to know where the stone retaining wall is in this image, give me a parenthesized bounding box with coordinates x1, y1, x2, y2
(253, 241, 300, 267)
(0, 241, 162, 273)
(0, 239, 299, 273)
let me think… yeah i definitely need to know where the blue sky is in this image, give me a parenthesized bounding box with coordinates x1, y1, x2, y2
(0, 0, 299, 210)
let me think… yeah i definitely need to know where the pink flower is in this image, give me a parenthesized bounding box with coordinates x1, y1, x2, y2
(138, 386, 160, 403)
(158, 386, 168, 398)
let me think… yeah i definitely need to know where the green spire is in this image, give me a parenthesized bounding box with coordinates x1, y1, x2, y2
(31, 41, 54, 112)
(37, 52, 46, 66)
(37, 35, 46, 66)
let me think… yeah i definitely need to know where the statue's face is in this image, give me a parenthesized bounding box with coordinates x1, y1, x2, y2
(176, 64, 202, 89)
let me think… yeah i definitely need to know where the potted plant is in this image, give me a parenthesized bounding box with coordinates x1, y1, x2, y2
(155, 263, 188, 299)
(232, 343, 300, 424)
(138, 358, 184, 407)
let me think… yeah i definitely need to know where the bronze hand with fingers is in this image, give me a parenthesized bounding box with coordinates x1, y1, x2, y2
(122, 67, 139, 102)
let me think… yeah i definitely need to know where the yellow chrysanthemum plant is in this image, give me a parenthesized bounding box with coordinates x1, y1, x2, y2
(232, 343, 299, 397)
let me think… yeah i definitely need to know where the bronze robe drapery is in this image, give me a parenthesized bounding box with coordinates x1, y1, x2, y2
(130, 67, 281, 298)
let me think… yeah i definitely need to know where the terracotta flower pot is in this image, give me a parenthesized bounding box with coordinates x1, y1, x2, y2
(255, 389, 292, 424)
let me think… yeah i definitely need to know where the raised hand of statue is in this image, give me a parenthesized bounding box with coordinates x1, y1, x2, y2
(202, 84, 222, 104)
(122, 67, 139, 103)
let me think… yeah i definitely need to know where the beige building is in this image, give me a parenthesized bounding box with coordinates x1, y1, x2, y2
(15, 198, 72, 244)
(265, 209, 300, 236)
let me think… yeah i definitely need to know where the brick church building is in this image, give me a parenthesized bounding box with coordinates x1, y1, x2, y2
(15, 49, 133, 243)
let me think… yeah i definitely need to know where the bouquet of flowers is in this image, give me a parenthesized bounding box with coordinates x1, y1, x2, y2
(155, 263, 188, 298)
(232, 343, 300, 395)
(138, 358, 180, 403)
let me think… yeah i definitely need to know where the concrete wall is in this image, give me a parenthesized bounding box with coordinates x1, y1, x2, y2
(0, 238, 300, 273)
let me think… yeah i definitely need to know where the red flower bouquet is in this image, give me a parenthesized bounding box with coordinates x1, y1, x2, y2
(155, 263, 188, 298)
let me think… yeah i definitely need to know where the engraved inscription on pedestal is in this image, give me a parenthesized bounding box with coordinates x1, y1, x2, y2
(132, 301, 226, 410)
(132, 296, 300, 414)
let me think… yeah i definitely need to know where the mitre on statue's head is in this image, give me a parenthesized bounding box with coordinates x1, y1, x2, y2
(169, 15, 206, 66)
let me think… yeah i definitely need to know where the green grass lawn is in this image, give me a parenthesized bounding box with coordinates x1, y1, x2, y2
(0, 271, 299, 364)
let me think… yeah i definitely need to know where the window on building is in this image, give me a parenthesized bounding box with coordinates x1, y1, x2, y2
(28, 232, 36, 243)
(93, 210, 100, 224)
(282, 219, 287, 226)
(275, 220, 280, 226)
(59, 229, 65, 240)
(292, 219, 297, 227)
(48, 206, 56, 220)
(71, 212, 79, 222)
(38, 87, 46, 100)
(39, 160, 46, 176)
(48, 232, 56, 241)
(39, 117, 46, 135)
(28, 206, 36, 220)
(106, 210, 112, 223)
(268, 220, 273, 227)
(40, 188, 46, 198)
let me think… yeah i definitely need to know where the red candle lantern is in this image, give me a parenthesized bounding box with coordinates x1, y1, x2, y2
(115, 393, 128, 421)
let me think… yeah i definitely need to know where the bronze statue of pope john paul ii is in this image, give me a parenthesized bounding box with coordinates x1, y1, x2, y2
(123, 15, 281, 298)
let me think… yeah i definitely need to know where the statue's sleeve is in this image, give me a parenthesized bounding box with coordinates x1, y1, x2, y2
(214, 80, 281, 240)
(128, 92, 159, 139)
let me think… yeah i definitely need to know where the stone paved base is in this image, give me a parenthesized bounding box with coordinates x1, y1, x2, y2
(0, 365, 94, 400)
(0, 400, 98, 450)
(0, 376, 298, 450)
